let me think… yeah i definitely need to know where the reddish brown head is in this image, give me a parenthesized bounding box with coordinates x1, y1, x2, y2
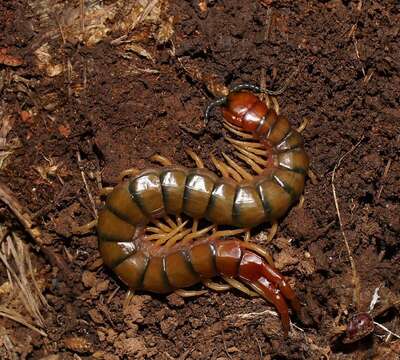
(222, 91, 269, 131)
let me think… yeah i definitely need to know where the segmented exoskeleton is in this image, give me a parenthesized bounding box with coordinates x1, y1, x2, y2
(97, 85, 309, 334)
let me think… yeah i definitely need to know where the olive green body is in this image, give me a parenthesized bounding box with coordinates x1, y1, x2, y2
(97, 89, 309, 293)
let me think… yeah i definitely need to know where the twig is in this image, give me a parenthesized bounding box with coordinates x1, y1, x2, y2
(264, 7, 274, 42)
(0, 182, 43, 245)
(225, 309, 278, 320)
(331, 136, 364, 310)
(373, 321, 400, 340)
(80, 0, 85, 41)
(76, 151, 97, 217)
(255, 336, 263, 360)
(221, 328, 233, 360)
(0, 181, 70, 275)
(0, 307, 47, 337)
(376, 159, 392, 201)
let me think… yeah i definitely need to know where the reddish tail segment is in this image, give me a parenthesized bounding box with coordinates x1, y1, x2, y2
(97, 234, 300, 335)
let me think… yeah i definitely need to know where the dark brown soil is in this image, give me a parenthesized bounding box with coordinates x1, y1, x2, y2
(0, 0, 399, 359)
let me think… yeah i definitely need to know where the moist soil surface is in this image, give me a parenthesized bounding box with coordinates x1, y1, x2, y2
(0, 0, 399, 359)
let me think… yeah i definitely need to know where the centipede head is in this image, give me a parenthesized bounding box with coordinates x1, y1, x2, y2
(205, 83, 279, 130)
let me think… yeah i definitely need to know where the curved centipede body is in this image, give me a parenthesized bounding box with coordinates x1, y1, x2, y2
(97, 86, 309, 334)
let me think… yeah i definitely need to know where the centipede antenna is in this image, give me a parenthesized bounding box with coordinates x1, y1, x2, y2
(204, 96, 228, 125)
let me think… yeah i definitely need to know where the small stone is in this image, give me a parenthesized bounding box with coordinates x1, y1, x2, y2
(88, 309, 104, 324)
(64, 337, 92, 353)
(82, 271, 97, 288)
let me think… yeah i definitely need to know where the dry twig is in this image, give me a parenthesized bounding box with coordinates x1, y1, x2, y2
(0, 181, 70, 274)
(0, 232, 48, 337)
(331, 137, 364, 310)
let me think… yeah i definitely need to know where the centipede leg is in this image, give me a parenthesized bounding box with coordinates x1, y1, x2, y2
(221, 152, 253, 181)
(296, 118, 309, 133)
(223, 120, 253, 139)
(238, 251, 292, 335)
(222, 277, 258, 297)
(211, 155, 238, 181)
(164, 215, 178, 229)
(255, 259, 301, 316)
(150, 154, 173, 166)
(202, 279, 231, 291)
(72, 219, 97, 234)
(174, 289, 208, 297)
(295, 195, 305, 209)
(185, 148, 205, 168)
(99, 187, 114, 196)
(119, 168, 140, 181)
(241, 242, 274, 266)
(267, 221, 278, 243)
(180, 224, 215, 245)
(210, 228, 248, 239)
(192, 219, 198, 233)
(308, 169, 318, 185)
(271, 96, 280, 115)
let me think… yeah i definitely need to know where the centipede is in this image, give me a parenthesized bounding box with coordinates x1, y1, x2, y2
(97, 84, 309, 334)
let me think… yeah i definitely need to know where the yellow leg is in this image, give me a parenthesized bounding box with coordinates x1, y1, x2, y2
(72, 219, 97, 234)
(180, 224, 215, 245)
(145, 227, 165, 234)
(234, 151, 264, 175)
(231, 144, 267, 166)
(271, 97, 280, 115)
(164, 215, 178, 229)
(224, 136, 264, 149)
(99, 187, 114, 196)
(152, 219, 172, 233)
(241, 241, 274, 267)
(192, 219, 198, 233)
(267, 221, 278, 243)
(174, 289, 208, 297)
(211, 155, 238, 180)
(223, 121, 253, 139)
(185, 148, 204, 168)
(210, 228, 248, 239)
(222, 277, 259, 297)
(202, 279, 231, 292)
(296, 195, 305, 209)
(297, 118, 309, 133)
(222, 152, 253, 181)
(244, 230, 251, 242)
(150, 220, 188, 244)
(308, 169, 318, 185)
(150, 154, 173, 166)
(163, 228, 192, 248)
(119, 168, 140, 181)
